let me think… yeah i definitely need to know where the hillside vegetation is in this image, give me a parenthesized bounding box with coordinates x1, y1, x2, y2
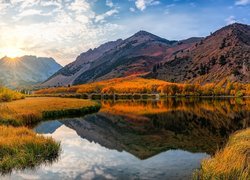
(36, 76, 250, 97)
(0, 87, 24, 102)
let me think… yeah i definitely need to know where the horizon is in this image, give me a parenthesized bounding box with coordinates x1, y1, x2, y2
(0, 0, 250, 65)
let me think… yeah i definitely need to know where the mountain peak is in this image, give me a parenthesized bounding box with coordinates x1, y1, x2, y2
(213, 22, 250, 35)
(134, 30, 153, 36)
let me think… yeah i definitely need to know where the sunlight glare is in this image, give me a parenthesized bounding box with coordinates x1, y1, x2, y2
(0, 47, 25, 58)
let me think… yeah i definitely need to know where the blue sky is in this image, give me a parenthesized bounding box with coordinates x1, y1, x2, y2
(0, 0, 249, 65)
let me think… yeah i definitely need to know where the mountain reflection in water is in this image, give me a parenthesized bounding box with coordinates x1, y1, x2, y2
(5, 98, 250, 180)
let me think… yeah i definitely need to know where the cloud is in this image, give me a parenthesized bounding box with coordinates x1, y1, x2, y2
(18, 9, 42, 17)
(235, 0, 250, 5)
(129, 7, 136, 12)
(106, 0, 114, 8)
(95, 9, 119, 23)
(135, 0, 160, 11)
(40, 0, 63, 8)
(67, 0, 91, 13)
(225, 15, 237, 25)
(0, 0, 121, 65)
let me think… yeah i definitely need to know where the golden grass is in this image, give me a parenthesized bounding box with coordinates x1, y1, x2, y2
(35, 76, 250, 97)
(35, 76, 176, 94)
(194, 128, 250, 179)
(0, 97, 100, 126)
(0, 87, 24, 102)
(0, 125, 60, 174)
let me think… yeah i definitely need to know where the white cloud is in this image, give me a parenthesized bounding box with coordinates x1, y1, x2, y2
(106, 0, 114, 8)
(40, 0, 62, 8)
(129, 7, 136, 12)
(225, 16, 237, 25)
(95, 9, 119, 23)
(10, 0, 40, 10)
(18, 9, 42, 17)
(235, 0, 250, 5)
(67, 0, 91, 13)
(0, 0, 121, 65)
(135, 0, 160, 11)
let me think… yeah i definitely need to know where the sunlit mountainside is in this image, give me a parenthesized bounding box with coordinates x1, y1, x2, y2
(42, 23, 249, 88)
(0, 56, 62, 88)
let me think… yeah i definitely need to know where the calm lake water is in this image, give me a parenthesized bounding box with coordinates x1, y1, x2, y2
(2, 98, 250, 180)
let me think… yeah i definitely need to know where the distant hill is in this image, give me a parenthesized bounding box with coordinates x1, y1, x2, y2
(42, 31, 201, 87)
(0, 55, 62, 88)
(149, 23, 250, 84)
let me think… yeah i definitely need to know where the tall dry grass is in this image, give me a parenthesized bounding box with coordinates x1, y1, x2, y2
(0, 97, 101, 126)
(0, 125, 60, 174)
(0, 87, 24, 102)
(194, 128, 250, 179)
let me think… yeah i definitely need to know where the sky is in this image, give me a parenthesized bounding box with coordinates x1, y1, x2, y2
(0, 0, 249, 65)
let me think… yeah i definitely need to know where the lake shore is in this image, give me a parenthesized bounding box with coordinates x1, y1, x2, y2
(30, 92, 250, 100)
(194, 128, 250, 179)
(0, 97, 101, 174)
(0, 97, 101, 126)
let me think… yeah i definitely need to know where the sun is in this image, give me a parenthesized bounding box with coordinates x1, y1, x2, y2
(0, 47, 25, 58)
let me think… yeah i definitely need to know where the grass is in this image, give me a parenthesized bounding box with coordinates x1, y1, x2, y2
(193, 128, 250, 180)
(0, 87, 24, 102)
(0, 96, 101, 173)
(0, 97, 101, 126)
(0, 125, 60, 174)
(35, 76, 250, 97)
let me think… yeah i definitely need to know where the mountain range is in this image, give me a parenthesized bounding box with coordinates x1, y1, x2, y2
(42, 23, 250, 87)
(0, 56, 62, 88)
(42, 31, 202, 86)
(4, 23, 248, 88)
(149, 23, 250, 84)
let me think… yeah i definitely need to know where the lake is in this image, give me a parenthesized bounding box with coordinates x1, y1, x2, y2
(2, 98, 250, 180)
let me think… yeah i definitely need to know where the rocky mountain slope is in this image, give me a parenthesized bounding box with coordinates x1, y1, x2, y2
(43, 23, 249, 86)
(43, 31, 201, 86)
(0, 56, 62, 88)
(149, 23, 250, 84)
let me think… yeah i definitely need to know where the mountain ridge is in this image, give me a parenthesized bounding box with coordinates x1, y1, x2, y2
(0, 55, 62, 88)
(149, 23, 250, 84)
(42, 23, 249, 87)
(42, 30, 200, 86)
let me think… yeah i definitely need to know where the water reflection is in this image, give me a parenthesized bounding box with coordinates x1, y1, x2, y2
(4, 98, 250, 180)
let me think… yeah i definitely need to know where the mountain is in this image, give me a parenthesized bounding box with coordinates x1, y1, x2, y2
(0, 55, 62, 88)
(149, 23, 250, 84)
(43, 23, 249, 87)
(42, 31, 201, 86)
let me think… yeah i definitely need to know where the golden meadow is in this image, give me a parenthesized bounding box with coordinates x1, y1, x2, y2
(0, 87, 100, 173)
(35, 76, 250, 97)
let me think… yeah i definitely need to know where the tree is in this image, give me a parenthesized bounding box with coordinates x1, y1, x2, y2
(220, 38, 226, 49)
(219, 55, 227, 66)
(232, 69, 240, 76)
(210, 57, 216, 66)
(152, 65, 157, 73)
(199, 63, 207, 75)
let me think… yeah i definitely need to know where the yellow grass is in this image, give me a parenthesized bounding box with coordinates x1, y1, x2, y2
(35, 76, 176, 94)
(0, 87, 24, 102)
(0, 97, 100, 126)
(194, 128, 250, 179)
(0, 125, 60, 173)
(35, 76, 250, 97)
